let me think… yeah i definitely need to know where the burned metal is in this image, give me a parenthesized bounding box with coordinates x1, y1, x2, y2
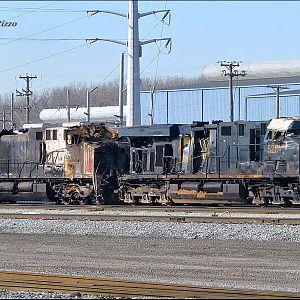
(0, 122, 128, 205)
(0, 116, 300, 206)
(117, 117, 300, 206)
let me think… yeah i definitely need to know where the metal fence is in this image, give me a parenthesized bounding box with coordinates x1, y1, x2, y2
(140, 83, 300, 125)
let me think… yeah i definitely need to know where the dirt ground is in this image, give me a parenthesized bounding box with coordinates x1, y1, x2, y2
(0, 233, 299, 292)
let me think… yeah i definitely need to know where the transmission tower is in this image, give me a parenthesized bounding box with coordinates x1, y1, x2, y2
(220, 61, 246, 122)
(16, 74, 37, 124)
(87, 0, 171, 126)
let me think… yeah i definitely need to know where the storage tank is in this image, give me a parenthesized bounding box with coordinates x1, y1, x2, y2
(39, 106, 127, 124)
(202, 60, 300, 81)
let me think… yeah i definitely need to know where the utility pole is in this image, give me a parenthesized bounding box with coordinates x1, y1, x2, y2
(2, 110, 6, 130)
(10, 92, 15, 130)
(67, 89, 71, 122)
(220, 61, 246, 122)
(267, 85, 289, 118)
(86, 86, 98, 123)
(148, 85, 155, 125)
(17, 74, 37, 124)
(119, 52, 125, 126)
(87, 0, 171, 127)
(127, 0, 140, 127)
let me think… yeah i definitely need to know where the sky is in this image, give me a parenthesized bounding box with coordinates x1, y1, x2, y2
(0, 1, 300, 96)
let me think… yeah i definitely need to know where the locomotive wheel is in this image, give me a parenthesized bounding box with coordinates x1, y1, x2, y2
(283, 198, 293, 207)
(94, 197, 105, 205)
(71, 191, 81, 204)
(102, 185, 118, 204)
(63, 198, 72, 205)
(78, 198, 87, 205)
(261, 197, 270, 207)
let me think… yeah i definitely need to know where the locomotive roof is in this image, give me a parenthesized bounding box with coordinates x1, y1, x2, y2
(118, 124, 179, 137)
(267, 117, 300, 131)
(23, 123, 53, 129)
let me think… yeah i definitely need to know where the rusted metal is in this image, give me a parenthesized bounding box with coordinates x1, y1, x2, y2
(0, 212, 299, 225)
(0, 271, 299, 299)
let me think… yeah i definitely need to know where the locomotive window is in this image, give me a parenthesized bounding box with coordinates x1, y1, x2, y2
(287, 121, 300, 136)
(142, 151, 148, 172)
(155, 145, 164, 167)
(164, 144, 173, 156)
(150, 151, 155, 172)
(35, 131, 43, 140)
(238, 124, 245, 136)
(261, 123, 267, 135)
(221, 126, 231, 136)
(46, 130, 51, 140)
(132, 151, 136, 171)
(52, 130, 58, 140)
(266, 130, 272, 140)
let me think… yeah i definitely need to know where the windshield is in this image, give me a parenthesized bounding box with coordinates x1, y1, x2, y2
(287, 121, 300, 136)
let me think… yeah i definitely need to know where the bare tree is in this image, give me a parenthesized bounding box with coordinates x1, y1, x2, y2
(0, 75, 203, 126)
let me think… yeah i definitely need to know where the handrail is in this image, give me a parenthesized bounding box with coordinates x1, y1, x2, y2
(0, 160, 40, 178)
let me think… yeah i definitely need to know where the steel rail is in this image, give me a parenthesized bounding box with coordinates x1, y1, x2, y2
(0, 213, 299, 225)
(0, 271, 299, 299)
(0, 203, 299, 214)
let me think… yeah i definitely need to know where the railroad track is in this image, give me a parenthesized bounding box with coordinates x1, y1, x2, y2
(0, 271, 299, 299)
(0, 212, 299, 225)
(0, 203, 299, 214)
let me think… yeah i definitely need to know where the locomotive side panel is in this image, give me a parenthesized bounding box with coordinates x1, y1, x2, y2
(118, 121, 269, 205)
(0, 130, 44, 178)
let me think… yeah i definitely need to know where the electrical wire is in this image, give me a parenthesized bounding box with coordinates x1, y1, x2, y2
(0, 43, 87, 73)
(0, 15, 89, 47)
(0, 38, 92, 41)
(140, 1, 170, 80)
(101, 63, 120, 83)
(5, 2, 59, 21)
(154, 1, 168, 86)
(141, 22, 161, 41)
(141, 53, 160, 76)
(0, 6, 127, 14)
(0, 7, 85, 13)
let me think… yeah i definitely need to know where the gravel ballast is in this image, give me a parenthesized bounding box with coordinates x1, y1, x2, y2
(0, 207, 299, 219)
(0, 218, 299, 242)
(1, 215, 299, 297)
(0, 290, 104, 299)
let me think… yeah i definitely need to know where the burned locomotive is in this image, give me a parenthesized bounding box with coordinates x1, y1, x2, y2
(117, 117, 300, 206)
(0, 122, 128, 204)
(0, 116, 300, 206)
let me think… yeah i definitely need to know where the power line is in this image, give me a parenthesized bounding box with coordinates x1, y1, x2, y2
(0, 7, 85, 13)
(0, 38, 93, 41)
(5, 2, 59, 21)
(154, 0, 169, 86)
(0, 7, 128, 13)
(141, 53, 160, 76)
(0, 15, 88, 47)
(141, 22, 161, 41)
(99, 63, 121, 85)
(0, 43, 87, 73)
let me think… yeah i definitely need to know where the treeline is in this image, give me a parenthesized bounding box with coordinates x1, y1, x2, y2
(0, 75, 204, 125)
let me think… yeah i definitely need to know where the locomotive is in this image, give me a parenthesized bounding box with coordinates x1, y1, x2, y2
(117, 117, 300, 206)
(0, 116, 299, 206)
(0, 122, 128, 204)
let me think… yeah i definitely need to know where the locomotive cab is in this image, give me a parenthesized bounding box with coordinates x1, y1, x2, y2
(264, 117, 300, 176)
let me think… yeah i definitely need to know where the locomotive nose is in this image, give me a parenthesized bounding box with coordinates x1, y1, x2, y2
(264, 126, 300, 176)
